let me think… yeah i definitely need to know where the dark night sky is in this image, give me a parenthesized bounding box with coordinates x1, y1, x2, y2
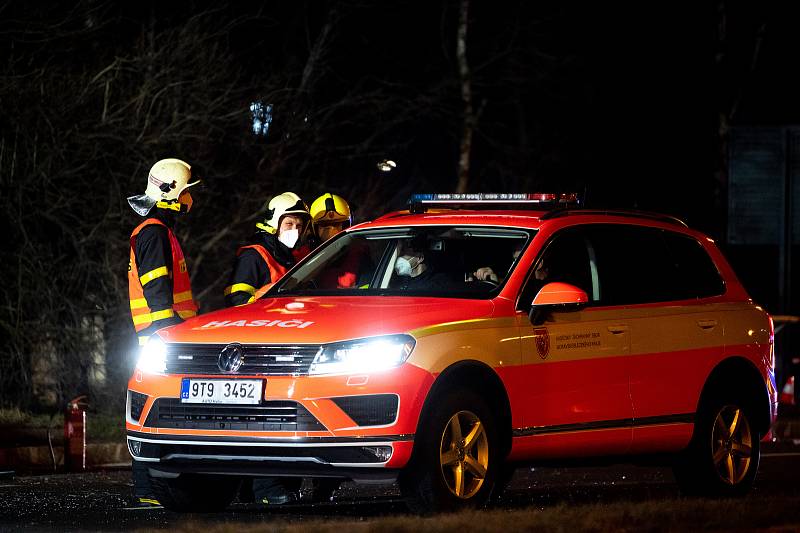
(5, 2, 799, 212)
(208, 2, 718, 207)
(19, 1, 794, 218)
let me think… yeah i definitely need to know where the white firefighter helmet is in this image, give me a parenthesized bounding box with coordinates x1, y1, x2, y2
(255, 192, 310, 233)
(127, 158, 200, 216)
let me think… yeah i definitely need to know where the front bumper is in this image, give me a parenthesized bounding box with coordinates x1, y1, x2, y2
(126, 363, 433, 475)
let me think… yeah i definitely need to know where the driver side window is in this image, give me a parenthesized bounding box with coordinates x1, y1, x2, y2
(518, 228, 595, 309)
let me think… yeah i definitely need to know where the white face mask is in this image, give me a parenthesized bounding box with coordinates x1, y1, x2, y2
(394, 257, 412, 276)
(278, 228, 299, 249)
(394, 255, 421, 277)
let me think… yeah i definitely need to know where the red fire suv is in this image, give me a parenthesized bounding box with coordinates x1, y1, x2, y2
(126, 194, 777, 512)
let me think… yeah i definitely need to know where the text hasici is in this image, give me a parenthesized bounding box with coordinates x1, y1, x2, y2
(201, 319, 314, 329)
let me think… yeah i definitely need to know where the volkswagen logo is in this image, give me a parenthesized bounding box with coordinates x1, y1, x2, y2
(218, 343, 245, 373)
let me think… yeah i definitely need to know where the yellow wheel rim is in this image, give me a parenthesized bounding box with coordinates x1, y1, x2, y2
(711, 405, 753, 485)
(439, 410, 489, 499)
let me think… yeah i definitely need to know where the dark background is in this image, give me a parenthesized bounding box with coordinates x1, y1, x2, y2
(1, 1, 797, 411)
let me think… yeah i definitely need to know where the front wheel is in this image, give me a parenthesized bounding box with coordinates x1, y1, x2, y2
(150, 473, 241, 512)
(673, 396, 760, 497)
(400, 389, 498, 513)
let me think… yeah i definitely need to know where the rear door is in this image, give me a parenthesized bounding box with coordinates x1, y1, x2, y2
(586, 225, 727, 454)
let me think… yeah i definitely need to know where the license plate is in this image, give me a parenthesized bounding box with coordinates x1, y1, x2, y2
(180, 379, 263, 404)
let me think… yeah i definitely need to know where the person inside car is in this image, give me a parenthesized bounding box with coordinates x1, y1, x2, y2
(392, 244, 458, 291)
(467, 241, 526, 284)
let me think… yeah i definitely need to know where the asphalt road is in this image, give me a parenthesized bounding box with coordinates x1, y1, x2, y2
(1, 450, 799, 532)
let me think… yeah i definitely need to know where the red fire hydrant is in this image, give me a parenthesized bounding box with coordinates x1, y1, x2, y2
(64, 395, 88, 472)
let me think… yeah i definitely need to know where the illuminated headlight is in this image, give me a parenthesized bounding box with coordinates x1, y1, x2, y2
(136, 336, 167, 374)
(309, 335, 415, 375)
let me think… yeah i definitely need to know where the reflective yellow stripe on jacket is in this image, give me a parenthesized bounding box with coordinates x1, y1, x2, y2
(140, 266, 169, 286)
(132, 308, 175, 326)
(224, 283, 257, 296)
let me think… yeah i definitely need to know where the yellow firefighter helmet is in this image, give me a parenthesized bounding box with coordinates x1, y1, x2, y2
(310, 193, 351, 224)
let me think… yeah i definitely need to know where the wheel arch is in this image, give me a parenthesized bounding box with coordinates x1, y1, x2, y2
(416, 360, 512, 459)
(696, 356, 772, 436)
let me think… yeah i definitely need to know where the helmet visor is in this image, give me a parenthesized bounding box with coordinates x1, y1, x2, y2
(127, 194, 157, 216)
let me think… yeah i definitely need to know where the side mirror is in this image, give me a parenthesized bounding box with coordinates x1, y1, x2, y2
(529, 282, 589, 325)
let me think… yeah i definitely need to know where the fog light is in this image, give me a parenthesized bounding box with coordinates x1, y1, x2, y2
(129, 439, 142, 457)
(363, 446, 392, 462)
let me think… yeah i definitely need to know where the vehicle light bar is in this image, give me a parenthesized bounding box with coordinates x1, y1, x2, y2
(408, 193, 580, 214)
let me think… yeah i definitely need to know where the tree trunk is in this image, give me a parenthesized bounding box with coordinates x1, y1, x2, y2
(455, 0, 473, 194)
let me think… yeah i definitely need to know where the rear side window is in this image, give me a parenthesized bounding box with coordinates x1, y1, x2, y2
(661, 231, 725, 299)
(587, 225, 725, 306)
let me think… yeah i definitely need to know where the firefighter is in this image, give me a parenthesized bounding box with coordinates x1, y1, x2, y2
(309, 193, 352, 243)
(310, 193, 367, 290)
(126, 157, 200, 507)
(224, 192, 309, 505)
(224, 192, 311, 307)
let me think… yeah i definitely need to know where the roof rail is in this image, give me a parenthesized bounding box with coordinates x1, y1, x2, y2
(539, 209, 688, 227)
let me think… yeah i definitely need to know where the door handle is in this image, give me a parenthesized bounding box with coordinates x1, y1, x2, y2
(697, 319, 718, 330)
(607, 324, 629, 334)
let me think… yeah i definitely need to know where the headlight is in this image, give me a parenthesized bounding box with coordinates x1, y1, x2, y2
(309, 334, 415, 375)
(137, 336, 167, 374)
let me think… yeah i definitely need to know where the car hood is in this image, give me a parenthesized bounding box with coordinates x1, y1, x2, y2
(157, 296, 495, 345)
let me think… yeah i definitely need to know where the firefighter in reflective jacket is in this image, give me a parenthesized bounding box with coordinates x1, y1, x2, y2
(128, 158, 199, 345)
(224, 192, 310, 307)
(126, 158, 199, 507)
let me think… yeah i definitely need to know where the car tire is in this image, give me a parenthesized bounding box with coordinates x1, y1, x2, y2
(400, 389, 498, 513)
(673, 392, 760, 497)
(150, 473, 241, 512)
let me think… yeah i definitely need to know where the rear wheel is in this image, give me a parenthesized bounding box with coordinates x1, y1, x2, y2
(674, 395, 760, 497)
(150, 473, 241, 512)
(400, 389, 498, 513)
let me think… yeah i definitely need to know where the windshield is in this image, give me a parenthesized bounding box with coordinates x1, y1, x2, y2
(272, 226, 533, 299)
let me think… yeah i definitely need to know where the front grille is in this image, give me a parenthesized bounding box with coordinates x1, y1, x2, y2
(144, 398, 326, 431)
(332, 394, 399, 426)
(165, 344, 320, 375)
(129, 390, 148, 422)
